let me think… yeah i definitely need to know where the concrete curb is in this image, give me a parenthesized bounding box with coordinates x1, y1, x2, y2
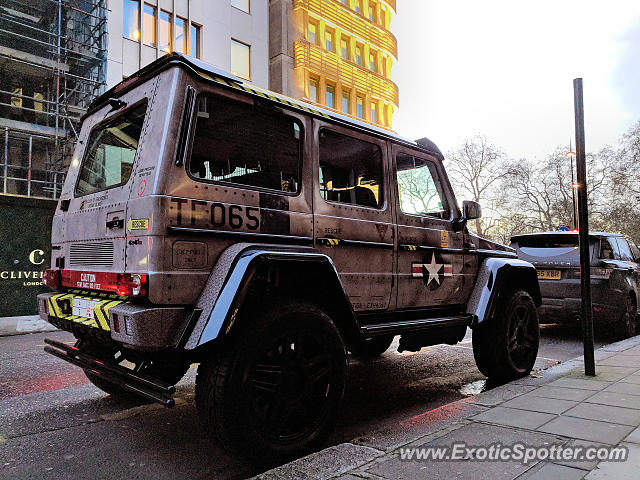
(255, 335, 640, 479)
(0, 315, 57, 337)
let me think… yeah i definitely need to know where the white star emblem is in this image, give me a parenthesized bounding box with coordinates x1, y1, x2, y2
(424, 253, 443, 286)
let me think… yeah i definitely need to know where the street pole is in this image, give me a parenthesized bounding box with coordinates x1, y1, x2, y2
(573, 78, 595, 376)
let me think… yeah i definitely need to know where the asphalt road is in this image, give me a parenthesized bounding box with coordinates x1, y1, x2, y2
(0, 324, 604, 479)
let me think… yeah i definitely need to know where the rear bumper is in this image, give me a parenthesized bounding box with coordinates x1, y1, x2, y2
(38, 290, 190, 351)
(538, 297, 621, 324)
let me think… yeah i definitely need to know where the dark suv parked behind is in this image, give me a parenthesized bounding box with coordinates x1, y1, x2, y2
(510, 232, 640, 337)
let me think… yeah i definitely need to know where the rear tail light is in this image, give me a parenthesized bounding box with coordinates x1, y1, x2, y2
(115, 274, 147, 297)
(43, 269, 61, 290)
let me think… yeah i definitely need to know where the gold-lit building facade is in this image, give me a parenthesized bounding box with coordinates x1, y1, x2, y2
(269, 0, 398, 128)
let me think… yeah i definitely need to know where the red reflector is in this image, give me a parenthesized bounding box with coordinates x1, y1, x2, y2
(43, 269, 61, 290)
(113, 313, 121, 333)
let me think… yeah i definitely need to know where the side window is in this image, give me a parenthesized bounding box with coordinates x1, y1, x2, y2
(188, 95, 302, 193)
(318, 130, 383, 208)
(396, 153, 449, 218)
(614, 237, 634, 261)
(626, 238, 640, 262)
(599, 238, 615, 260)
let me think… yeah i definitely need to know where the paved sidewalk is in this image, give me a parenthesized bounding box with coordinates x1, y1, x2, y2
(0, 315, 57, 336)
(257, 336, 640, 480)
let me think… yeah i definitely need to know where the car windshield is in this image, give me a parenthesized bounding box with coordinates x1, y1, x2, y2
(514, 235, 580, 257)
(76, 102, 147, 196)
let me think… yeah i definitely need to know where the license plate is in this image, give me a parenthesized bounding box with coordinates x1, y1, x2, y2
(537, 269, 562, 280)
(72, 297, 100, 318)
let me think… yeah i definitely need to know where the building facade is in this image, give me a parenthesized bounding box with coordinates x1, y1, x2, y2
(111, 0, 269, 89)
(269, 0, 398, 127)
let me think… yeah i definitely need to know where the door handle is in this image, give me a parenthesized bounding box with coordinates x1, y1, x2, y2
(106, 218, 124, 229)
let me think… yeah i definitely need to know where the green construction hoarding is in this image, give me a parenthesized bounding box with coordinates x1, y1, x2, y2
(0, 194, 56, 317)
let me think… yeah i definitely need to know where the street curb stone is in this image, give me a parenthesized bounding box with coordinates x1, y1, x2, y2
(254, 334, 640, 479)
(0, 315, 57, 336)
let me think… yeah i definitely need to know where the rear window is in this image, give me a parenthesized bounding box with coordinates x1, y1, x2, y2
(76, 102, 147, 196)
(513, 235, 580, 257)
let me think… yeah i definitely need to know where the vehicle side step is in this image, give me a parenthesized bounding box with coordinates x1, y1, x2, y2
(360, 315, 473, 337)
(43, 338, 176, 407)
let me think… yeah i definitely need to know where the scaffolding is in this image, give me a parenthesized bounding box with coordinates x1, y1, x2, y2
(0, 0, 107, 199)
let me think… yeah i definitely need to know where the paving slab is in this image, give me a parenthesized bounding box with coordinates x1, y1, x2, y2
(598, 356, 640, 368)
(553, 439, 611, 471)
(603, 381, 640, 396)
(584, 442, 640, 479)
(471, 406, 556, 430)
(366, 422, 557, 480)
(563, 403, 640, 426)
(585, 391, 640, 410)
(519, 386, 596, 402)
(500, 395, 577, 415)
(625, 425, 640, 444)
(546, 377, 612, 391)
(620, 374, 640, 385)
(523, 462, 586, 480)
(538, 416, 635, 445)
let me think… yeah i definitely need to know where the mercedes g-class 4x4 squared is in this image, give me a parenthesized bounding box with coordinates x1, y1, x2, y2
(39, 53, 541, 462)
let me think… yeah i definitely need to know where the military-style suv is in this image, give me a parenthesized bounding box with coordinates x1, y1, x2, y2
(39, 53, 541, 462)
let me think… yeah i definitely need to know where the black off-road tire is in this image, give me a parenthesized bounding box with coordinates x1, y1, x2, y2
(472, 289, 540, 381)
(79, 339, 188, 399)
(615, 296, 637, 340)
(350, 335, 394, 358)
(195, 302, 347, 464)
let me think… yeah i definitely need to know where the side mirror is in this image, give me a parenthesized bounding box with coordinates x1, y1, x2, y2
(463, 200, 482, 220)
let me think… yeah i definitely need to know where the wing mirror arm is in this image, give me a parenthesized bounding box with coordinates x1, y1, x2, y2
(454, 200, 482, 232)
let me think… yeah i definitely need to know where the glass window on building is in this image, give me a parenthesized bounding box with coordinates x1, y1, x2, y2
(231, 0, 250, 13)
(380, 6, 386, 27)
(142, 4, 156, 46)
(353, 0, 362, 14)
(340, 37, 349, 59)
(159, 10, 172, 52)
(123, 0, 140, 41)
(308, 22, 318, 45)
(368, 2, 376, 21)
(356, 95, 364, 119)
(326, 84, 335, 109)
(369, 51, 376, 72)
(341, 90, 351, 114)
(231, 39, 250, 79)
(175, 17, 187, 53)
(189, 23, 201, 58)
(309, 77, 319, 102)
(325, 29, 334, 52)
(371, 102, 377, 123)
(355, 44, 362, 65)
(319, 130, 384, 208)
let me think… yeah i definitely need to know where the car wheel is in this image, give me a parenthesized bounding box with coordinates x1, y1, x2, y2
(616, 296, 637, 339)
(472, 289, 540, 381)
(195, 302, 347, 464)
(350, 335, 394, 358)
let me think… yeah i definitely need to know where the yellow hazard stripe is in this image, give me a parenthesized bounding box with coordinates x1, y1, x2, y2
(47, 292, 123, 331)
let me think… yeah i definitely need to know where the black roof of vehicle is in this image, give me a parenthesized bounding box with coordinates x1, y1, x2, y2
(88, 52, 444, 160)
(510, 231, 623, 243)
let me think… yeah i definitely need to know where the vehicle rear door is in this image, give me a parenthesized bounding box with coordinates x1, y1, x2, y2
(312, 121, 394, 313)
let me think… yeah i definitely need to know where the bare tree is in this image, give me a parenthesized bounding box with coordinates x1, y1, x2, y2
(445, 135, 509, 237)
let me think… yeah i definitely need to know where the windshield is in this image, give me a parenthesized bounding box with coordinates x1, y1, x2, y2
(76, 102, 147, 196)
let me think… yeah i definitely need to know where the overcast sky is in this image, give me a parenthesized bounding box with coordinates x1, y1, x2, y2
(393, 1, 640, 161)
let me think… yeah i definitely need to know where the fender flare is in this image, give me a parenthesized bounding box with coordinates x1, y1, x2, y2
(183, 242, 359, 350)
(467, 257, 541, 327)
